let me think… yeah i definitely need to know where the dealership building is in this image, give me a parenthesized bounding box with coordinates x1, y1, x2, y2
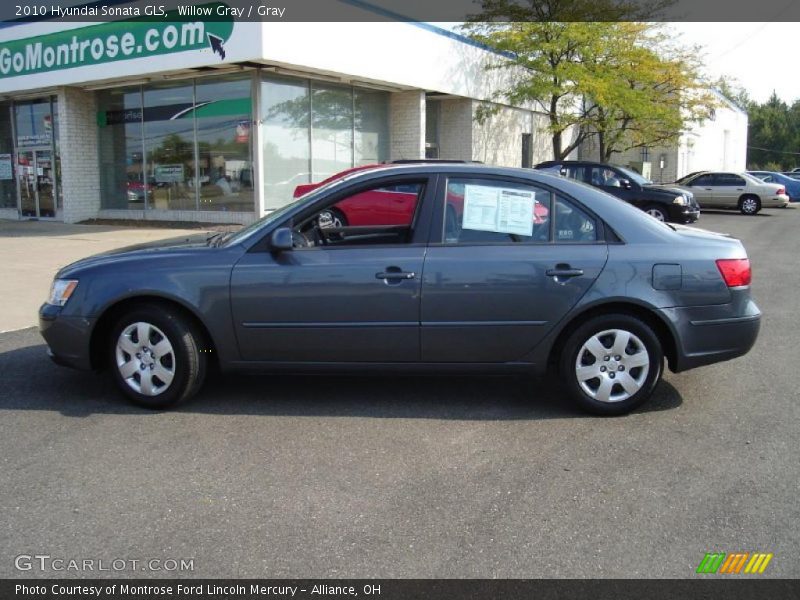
(0, 6, 747, 225)
(0, 7, 568, 225)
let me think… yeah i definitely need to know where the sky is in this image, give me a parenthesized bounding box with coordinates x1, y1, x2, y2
(669, 23, 800, 105)
(436, 21, 800, 106)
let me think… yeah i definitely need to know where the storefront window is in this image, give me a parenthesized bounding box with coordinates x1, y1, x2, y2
(98, 74, 255, 213)
(143, 81, 196, 211)
(13, 97, 59, 217)
(0, 102, 16, 209)
(195, 74, 254, 212)
(97, 86, 143, 210)
(311, 82, 353, 180)
(260, 74, 389, 210)
(354, 89, 389, 166)
(260, 75, 311, 210)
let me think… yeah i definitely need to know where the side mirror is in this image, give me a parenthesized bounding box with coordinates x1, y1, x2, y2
(620, 179, 632, 190)
(269, 227, 294, 252)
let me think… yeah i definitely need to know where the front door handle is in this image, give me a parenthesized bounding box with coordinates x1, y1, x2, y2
(546, 266, 584, 279)
(376, 266, 416, 282)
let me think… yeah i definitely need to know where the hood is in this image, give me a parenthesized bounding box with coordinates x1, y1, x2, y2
(57, 232, 215, 277)
(645, 183, 693, 197)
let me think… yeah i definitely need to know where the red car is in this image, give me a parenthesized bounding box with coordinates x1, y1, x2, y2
(293, 165, 549, 228)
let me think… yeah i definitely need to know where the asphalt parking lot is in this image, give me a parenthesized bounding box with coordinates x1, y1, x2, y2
(1, 208, 798, 579)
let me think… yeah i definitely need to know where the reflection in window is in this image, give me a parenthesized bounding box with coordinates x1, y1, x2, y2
(143, 81, 195, 211)
(260, 74, 390, 210)
(195, 75, 253, 212)
(98, 86, 144, 210)
(311, 83, 353, 180)
(261, 75, 311, 210)
(0, 102, 17, 209)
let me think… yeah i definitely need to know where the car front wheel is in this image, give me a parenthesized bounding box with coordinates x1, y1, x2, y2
(109, 304, 207, 409)
(644, 205, 668, 222)
(559, 314, 663, 415)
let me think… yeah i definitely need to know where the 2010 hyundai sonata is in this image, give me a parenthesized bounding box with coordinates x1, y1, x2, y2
(39, 163, 761, 415)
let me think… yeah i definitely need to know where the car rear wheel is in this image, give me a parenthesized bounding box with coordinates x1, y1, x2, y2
(109, 304, 206, 409)
(739, 195, 761, 215)
(559, 314, 663, 415)
(644, 205, 668, 222)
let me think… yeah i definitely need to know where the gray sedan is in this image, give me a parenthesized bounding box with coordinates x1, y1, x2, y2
(39, 163, 761, 415)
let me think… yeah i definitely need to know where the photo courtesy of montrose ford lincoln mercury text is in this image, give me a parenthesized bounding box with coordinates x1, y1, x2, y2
(39, 163, 761, 415)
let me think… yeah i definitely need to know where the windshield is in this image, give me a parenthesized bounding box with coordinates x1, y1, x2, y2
(614, 165, 651, 185)
(221, 198, 304, 246)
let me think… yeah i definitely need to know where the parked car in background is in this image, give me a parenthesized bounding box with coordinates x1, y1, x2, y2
(534, 160, 699, 223)
(40, 163, 761, 416)
(791, 167, 800, 173)
(747, 171, 800, 202)
(673, 171, 790, 215)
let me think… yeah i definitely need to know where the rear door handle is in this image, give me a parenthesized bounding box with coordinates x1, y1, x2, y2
(546, 267, 584, 278)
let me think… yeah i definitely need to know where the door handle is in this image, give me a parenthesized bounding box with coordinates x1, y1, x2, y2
(376, 268, 416, 281)
(546, 266, 584, 278)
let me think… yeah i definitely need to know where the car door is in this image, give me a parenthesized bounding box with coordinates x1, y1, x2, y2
(684, 173, 717, 206)
(714, 173, 747, 207)
(229, 175, 435, 363)
(421, 175, 608, 363)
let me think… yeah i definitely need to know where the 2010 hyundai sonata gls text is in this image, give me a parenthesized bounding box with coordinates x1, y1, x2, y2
(39, 164, 761, 415)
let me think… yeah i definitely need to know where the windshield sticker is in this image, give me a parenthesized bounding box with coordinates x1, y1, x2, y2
(462, 185, 535, 236)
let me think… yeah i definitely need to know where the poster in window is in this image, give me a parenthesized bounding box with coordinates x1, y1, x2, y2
(462, 184, 535, 237)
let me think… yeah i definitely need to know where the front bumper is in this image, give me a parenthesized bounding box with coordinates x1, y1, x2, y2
(658, 299, 761, 372)
(39, 303, 95, 371)
(679, 206, 700, 223)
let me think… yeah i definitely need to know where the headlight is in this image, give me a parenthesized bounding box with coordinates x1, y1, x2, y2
(673, 195, 688, 205)
(48, 279, 78, 306)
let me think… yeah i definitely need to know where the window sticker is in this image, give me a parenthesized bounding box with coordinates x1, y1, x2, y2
(462, 184, 535, 237)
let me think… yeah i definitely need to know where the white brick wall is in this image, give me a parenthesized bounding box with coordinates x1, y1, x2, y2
(438, 99, 473, 161)
(389, 91, 425, 160)
(58, 87, 100, 223)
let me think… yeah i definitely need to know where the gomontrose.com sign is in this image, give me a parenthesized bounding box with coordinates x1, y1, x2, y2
(0, 4, 233, 79)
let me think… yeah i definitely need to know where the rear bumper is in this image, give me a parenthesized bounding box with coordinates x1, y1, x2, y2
(39, 303, 95, 371)
(658, 300, 761, 372)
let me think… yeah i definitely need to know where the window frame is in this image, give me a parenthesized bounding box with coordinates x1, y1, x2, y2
(253, 173, 437, 252)
(429, 173, 608, 247)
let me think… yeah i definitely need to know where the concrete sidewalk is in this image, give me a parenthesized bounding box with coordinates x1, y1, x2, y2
(0, 220, 210, 332)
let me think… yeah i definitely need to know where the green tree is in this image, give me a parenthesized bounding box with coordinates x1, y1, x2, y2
(462, 1, 712, 160)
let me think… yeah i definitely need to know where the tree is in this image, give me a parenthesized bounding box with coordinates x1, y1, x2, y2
(462, 1, 713, 161)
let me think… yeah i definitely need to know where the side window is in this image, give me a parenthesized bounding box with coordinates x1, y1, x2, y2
(565, 166, 590, 183)
(715, 174, 743, 187)
(443, 178, 552, 244)
(554, 196, 597, 242)
(292, 180, 425, 248)
(691, 174, 714, 186)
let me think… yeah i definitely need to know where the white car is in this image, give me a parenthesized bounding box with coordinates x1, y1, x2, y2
(673, 171, 790, 215)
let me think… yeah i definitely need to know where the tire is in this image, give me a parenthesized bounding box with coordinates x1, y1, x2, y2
(559, 314, 663, 416)
(739, 195, 761, 215)
(109, 303, 207, 409)
(644, 205, 668, 222)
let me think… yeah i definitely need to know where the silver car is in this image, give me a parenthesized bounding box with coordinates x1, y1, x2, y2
(674, 171, 790, 215)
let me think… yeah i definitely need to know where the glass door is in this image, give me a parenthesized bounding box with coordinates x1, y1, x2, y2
(35, 148, 55, 217)
(17, 150, 36, 217)
(16, 148, 56, 218)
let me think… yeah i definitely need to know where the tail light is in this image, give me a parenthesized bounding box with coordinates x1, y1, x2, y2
(716, 258, 751, 287)
(777, 187, 786, 195)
